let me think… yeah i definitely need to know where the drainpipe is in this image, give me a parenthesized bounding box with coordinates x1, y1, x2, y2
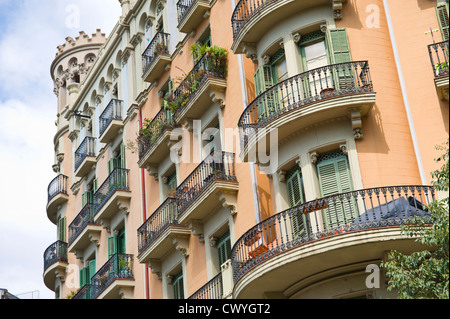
(382, 0, 428, 186)
(231, 0, 262, 224)
(139, 106, 150, 299)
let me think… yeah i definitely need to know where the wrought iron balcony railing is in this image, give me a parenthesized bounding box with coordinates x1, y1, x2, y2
(170, 52, 227, 117)
(188, 272, 223, 299)
(142, 32, 170, 75)
(137, 108, 178, 160)
(428, 40, 449, 77)
(176, 151, 236, 217)
(137, 197, 179, 253)
(68, 203, 99, 245)
(93, 168, 130, 215)
(231, 185, 435, 283)
(238, 61, 373, 149)
(177, 0, 202, 23)
(47, 174, 68, 202)
(232, 0, 279, 40)
(72, 284, 91, 299)
(74, 136, 96, 171)
(43, 240, 68, 272)
(99, 99, 123, 137)
(90, 253, 134, 299)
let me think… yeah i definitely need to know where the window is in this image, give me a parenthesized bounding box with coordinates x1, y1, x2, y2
(286, 166, 307, 237)
(167, 171, 177, 192)
(173, 271, 184, 299)
(436, 4, 449, 41)
(108, 228, 126, 258)
(108, 143, 126, 174)
(79, 258, 96, 287)
(217, 231, 231, 266)
(57, 217, 66, 242)
(316, 149, 356, 228)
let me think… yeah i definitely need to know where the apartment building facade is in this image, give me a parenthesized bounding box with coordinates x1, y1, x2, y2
(43, 0, 448, 299)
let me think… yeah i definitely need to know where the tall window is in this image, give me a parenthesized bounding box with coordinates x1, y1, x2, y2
(286, 165, 306, 237)
(217, 230, 231, 266)
(173, 271, 184, 299)
(316, 149, 356, 228)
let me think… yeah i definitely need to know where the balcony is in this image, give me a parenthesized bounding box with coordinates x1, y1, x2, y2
(231, 185, 435, 298)
(137, 108, 179, 168)
(142, 32, 172, 83)
(93, 168, 131, 224)
(137, 197, 190, 264)
(72, 284, 91, 299)
(46, 174, 69, 225)
(170, 52, 227, 125)
(90, 253, 134, 299)
(177, 0, 212, 34)
(231, 0, 334, 54)
(99, 99, 123, 144)
(74, 137, 96, 177)
(238, 61, 375, 161)
(68, 203, 102, 255)
(428, 40, 449, 100)
(176, 151, 238, 225)
(188, 272, 223, 299)
(43, 241, 68, 291)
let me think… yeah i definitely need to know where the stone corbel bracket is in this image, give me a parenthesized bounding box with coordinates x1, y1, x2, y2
(189, 219, 204, 243)
(172, 235, 190, 257)
(218, 191, 238, 216)
(209, 89, 225, 109)
(349, 108, 363, 140)
(148, 259, 162, 280)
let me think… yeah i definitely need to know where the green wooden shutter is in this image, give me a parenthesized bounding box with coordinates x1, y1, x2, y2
(254, 65, 279, 120)
(118, 229, 126, 254)
(167, 172, 177, 191)
(120, 143, 126, 169)
(286, 167, 307, 237)
(108, 236, 118, 258)
(108, 158, 118, 174)
(217, 231, 231, 266)
(317, 152, 355, 228)
(80, 267, 89, 286)
(58, 217, 66, 242)
(88, 259, 96, 280)
(93, 178, 98, 192)
(328, 29, 352, 64)
(437, 4, 449, 41)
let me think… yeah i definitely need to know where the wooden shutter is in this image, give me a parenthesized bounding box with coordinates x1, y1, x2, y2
(120, 143, 126, 169)
(58, 217, 66, 242)
(254, 65, 278, 120)
(217, 231, 231, 266)
(92, 178, 98, 192)
(80, 267, 89, 286)
(317, 152, 355, 228)
(328, 29, 355, 90)
(437, 4, 449, 41)
(108, 158, 119, 174)
(108, 236, 118, 258)
(118, 229, 126, 254)
(173, 272, 184, 299)
(286, 167, 307, 237)
(88, 259, 96, 280)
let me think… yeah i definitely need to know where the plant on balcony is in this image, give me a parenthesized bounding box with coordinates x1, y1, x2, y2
(381, 139, 449, 299)
(435, 61, 448, 75)
(153, 42, 168, 56)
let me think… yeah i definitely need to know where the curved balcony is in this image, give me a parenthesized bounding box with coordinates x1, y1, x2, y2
(74, 137, 96, 177)
(137, 108, 180, 168)
(142, 32, 171, 83)
(177, 0, 212, 34)
(43, 241, 68, 291)
(99, 99, 123, 144)
(68, 203, 102, 255)
(137, 197, 190, 264)
(90, 253, 134, 299)
(428, 40, 449, 100)
(170, 52, 227, 125)
(93, 168, 131, 224)
(46, 174, 69, 225)
(238, 61, 375, 161)
(231, 0, 334, 53)
(188, 272, 223, 299)
(231, 185, 435, 299)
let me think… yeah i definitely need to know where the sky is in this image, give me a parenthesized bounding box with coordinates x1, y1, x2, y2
(0, 0, 121, 299)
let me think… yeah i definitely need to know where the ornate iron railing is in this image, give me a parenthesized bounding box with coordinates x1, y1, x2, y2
(68, 203, 99, 245)
(72, 285, 91, 299)
(90, 253, 134, 299)
(142, 32, 170, 75)
(231, 185, 435, 283)
(428, 40, 449, 77)
(99, 99, 123, 137)
(74, 136, 96, 171)
(43, 241, 68, 272)
(188, 273, 223, 299)
(170, 52, 227, 117)
(93, 168, 130, 215)
(238, 61, 373, 149)
(137, 197, 179, 253)
(47, 174, 68, 202)
(176, 151, 236, 217)
(232, 0, 280, 40)
(177, 0, 208, 24)
(137, 108, 178, 160)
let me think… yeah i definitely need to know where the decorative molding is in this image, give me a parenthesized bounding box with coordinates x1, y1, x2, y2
(189, 220, 204, 243)
(148, 259, 162, 280)
(172, 236, 189, 257)
(310, 151, 319, 164)
(293, 32, 301, 44)
(218, 191, 238, 216)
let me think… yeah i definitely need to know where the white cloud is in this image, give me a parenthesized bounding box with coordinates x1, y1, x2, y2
(0, 0, 120, 299)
